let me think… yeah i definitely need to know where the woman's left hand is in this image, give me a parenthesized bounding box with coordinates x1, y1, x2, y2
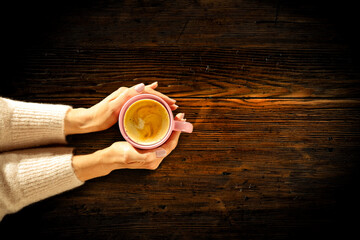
(64, 82, 177, 135)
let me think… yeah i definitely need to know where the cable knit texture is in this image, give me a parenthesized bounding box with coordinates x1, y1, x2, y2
(0, 97, 83, 221)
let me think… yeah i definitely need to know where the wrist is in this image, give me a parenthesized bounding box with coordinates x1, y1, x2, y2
(64, 108, 94, 135)
(72, 149, 112, 181)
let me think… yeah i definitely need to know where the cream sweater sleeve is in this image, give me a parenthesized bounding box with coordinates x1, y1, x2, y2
(0, 147, 83, 220)
(0, 97, 71, 152)
(0, 97, 83, 220)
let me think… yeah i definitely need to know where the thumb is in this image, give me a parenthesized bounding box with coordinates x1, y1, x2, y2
(112, 84, 144, 111)
(151, 112, 185, 159)
(155, 148, 167, 158)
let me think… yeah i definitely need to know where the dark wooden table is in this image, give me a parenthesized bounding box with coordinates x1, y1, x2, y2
(1, 0, 360, 239)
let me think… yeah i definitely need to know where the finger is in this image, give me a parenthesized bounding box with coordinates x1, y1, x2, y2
(176, 112, 185, 121)
(135, 147, 166, 162)
(130, 83, 145, 93)
(106, 81, 146, 102)
(105, 86, 127, 101)
(112, 88, 140, 114)
(125, 149, 163, 171)
(137, 149, 166, 170)
(144, 87, 176, 105)
(146, 81, 158, 90)
(170, 104, 178, 111)
(155, 148, 167, 158)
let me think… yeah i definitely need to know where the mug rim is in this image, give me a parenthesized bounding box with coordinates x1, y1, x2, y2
(119, 94, 174, 149)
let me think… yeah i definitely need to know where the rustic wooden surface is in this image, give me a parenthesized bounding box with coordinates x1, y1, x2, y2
(1, 0, 360, 239)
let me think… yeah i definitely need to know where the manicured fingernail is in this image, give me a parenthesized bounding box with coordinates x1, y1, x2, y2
(134, 83, 145, 92)
(156, 148, 167, 158)
(173, 104, 179, 109)
(151, 81, 158, 86)
(179, 113, 185, 119)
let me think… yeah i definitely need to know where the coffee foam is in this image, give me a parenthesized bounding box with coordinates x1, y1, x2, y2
(124, 99, 170, 145)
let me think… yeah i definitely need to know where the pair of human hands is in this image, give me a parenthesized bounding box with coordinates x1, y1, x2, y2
(65, 82, 185, 181)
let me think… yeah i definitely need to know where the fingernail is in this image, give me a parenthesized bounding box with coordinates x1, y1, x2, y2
(156, 148, 167, 158)
(173, 104, 179, 109)
(134, 83, 145, 92)
(180, 113, 185, 119)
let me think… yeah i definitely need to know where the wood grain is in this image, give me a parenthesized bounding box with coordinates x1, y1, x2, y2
(4, 48, 359, 99)
(1, 0, 359, 239)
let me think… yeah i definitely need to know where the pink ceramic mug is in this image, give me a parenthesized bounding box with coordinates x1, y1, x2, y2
(119, 94, 193, 149)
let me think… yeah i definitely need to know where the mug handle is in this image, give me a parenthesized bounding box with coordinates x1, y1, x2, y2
(174, 120, 193, 133)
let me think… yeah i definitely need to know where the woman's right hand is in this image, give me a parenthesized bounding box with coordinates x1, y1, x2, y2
(72, 113, 186, 182)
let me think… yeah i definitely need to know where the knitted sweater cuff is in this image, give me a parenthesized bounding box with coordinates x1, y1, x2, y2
(16, 147, 83, 209)
(0, 147, 83, 220)
(3, 98, 71, 151)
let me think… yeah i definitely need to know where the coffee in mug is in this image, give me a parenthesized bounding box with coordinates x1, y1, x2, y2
(119, 94, 193, 149)
(124, 99, 170, 145)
